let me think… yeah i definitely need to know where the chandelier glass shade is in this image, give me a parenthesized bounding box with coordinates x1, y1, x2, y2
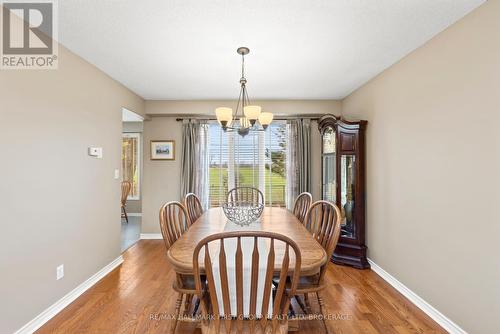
(215, 47, 273, 136)
(215, 107, 233, 127)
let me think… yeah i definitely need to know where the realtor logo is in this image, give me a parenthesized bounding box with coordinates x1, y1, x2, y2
(1, 0, 58, 69)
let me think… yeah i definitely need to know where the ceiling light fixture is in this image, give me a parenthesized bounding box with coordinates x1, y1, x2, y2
(215, 47, 273, 137)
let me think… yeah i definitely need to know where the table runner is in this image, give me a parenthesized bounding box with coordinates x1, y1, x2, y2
(211, 221, 273, 318)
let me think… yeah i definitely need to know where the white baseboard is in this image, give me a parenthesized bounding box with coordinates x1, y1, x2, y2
(368, 258, 467, 334)
(127, 213, 142, 217)
(140, 233, 162, 239)
(15, 255, 124, 334)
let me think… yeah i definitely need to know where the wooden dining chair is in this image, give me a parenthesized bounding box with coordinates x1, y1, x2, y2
(120, 181, 132, 223)
(294, 200, 342, 332)
(227, 187, 264, 206)
(193, 231, 302, 334)
(184, 193, 204, 224)
(159, 201, 197, 333)
(292, 192, 312, 224)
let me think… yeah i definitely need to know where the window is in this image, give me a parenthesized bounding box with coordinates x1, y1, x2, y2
(208, 121, 287, 207)
(264, 122, 287, 206)
(122, 133, 140, 200)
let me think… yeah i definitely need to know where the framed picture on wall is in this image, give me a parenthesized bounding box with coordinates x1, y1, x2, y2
(150, 140, 175, 160)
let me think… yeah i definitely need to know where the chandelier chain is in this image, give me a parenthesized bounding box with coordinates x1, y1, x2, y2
(241, 53, 245, 79)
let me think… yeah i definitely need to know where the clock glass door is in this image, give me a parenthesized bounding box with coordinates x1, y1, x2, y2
(340, 154, 356, 238)
(322, 126, 336, 203)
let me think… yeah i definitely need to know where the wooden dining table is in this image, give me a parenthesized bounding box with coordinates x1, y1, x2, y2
(166, 207, 327, 276)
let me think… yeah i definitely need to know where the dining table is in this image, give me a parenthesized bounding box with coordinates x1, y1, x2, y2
(166, 207, 327, 276)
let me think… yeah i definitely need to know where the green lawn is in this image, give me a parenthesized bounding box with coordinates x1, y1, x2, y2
(209, 167, 286, 206)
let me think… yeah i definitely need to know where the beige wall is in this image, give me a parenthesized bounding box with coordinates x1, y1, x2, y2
(146, 99, 341, 116)
(141, 100, 340, 233)
(341, 1, 500, 333)
(142, 117, 183, 233)
(0, 17, 144, 333)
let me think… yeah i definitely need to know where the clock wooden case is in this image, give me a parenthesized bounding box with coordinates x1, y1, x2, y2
(318, 114, 369, 269)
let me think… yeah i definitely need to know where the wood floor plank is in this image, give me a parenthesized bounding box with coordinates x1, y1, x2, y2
(36, 240, 446, 334)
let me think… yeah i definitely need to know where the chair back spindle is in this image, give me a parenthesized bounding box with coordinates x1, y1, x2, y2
(304, 200, 342, 281)
(159, 201, 191, 250)
(292, 192, 312, 224)
(121, 181, 132, 206)
(184, 193, 204, 224)
(227, 187, 264, 206)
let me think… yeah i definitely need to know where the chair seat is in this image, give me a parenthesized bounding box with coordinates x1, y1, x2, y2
(173, 274, 197, 293)
(296, 274, 320, 289)
(273, 273, 321, 292)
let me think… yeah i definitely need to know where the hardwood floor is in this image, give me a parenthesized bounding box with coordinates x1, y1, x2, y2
(37, 240, 446, 333)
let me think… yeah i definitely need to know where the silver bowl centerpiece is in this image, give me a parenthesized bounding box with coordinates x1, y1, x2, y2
(222, 201, 264, 226)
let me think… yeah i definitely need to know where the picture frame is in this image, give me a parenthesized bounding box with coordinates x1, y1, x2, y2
(150, 140, 175, 160)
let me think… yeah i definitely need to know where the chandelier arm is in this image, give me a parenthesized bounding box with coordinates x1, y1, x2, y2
(235, 84, 244, 119)
(244, 85, 252, 106)
(242, 85, 248, 109)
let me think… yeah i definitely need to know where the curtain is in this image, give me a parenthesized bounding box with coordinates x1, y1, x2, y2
(286, 118, 311, 209)
(180, 119, 209, 209)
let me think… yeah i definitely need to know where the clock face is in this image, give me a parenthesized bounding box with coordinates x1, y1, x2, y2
(323, 127, 336, 154)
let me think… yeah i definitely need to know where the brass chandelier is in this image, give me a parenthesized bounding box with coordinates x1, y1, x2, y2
(215, 47, 273, 137)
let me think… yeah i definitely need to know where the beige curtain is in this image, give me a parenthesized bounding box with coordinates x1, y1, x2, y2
(180, 119, 209, 208)
(286, 118, 311, 209)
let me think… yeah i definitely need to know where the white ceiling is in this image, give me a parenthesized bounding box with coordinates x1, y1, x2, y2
(59, 0, 485, 100)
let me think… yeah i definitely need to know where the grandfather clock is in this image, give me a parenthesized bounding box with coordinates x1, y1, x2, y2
(318, 114, 369, 269)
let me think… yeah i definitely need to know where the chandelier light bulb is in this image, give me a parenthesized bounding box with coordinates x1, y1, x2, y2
(258, 112, 274, 129)
(243, 105, 262, 122)
(215, 107, 233, 128)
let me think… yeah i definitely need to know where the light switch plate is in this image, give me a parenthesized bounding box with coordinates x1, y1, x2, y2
(56, 264, 64, 280)
(114, 169, 120, 179)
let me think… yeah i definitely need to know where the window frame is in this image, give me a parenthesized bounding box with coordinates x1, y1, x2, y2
(122, 132, 141, 200)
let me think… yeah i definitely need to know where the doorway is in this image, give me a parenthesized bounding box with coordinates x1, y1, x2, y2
(121, 108, 143, 252)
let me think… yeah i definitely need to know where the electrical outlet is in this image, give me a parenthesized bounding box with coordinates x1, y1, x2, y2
(56, 264, 64, 280)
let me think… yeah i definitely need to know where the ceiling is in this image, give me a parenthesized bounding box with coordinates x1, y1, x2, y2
(59, 0, 485, 100)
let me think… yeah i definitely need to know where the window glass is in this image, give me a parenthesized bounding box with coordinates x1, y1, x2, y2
(208, 121, 287, 207)
(122, 133, 140, 199)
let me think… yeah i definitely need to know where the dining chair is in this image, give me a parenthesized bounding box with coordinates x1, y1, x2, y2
(227, 186, 264, 206)
(159, 201, 197, 333)
(193, 231, 302, 334)
(292, 192, 312, 224)
(294, 200, 342, 333)
(184, 193, 204, 224)
(120, 181, 132, 223)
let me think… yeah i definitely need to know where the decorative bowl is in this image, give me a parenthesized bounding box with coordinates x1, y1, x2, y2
(222, 202, 264, 226)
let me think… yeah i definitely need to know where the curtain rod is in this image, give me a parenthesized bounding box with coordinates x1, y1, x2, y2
(174, 115, 323, 122)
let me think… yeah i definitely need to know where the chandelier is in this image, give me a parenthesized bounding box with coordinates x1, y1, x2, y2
(215, 47, 273, 137)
